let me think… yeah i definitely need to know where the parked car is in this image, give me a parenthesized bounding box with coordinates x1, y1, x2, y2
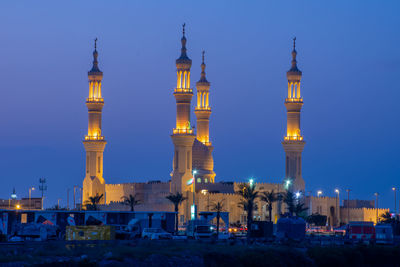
(186, 220, 214, 240)
(142, 228, 172, 240)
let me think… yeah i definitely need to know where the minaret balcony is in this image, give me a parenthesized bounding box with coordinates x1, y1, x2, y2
(174, 88, 193, 93)
(84, 135, 105, 141)
(173, 128, 194, 135)
(86, 98, 104, 103)
(194, 107, 211, 111)
(284, 135, 304, 141)
(285, 98, 303, 103)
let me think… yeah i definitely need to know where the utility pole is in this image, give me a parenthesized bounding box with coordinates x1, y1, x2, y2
(346, 189, 351, 224)
(374, 193, 379, 224)
(67, 188, 70, 210)
(392, 187, 397, 215)
(39, 178, 47, 209)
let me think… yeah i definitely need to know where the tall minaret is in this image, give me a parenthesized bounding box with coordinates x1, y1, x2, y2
(171, 24, 196, 193)
(82, 39, 107, 204)
(282, 38, 305, 192)
(193, 51, 216, 183)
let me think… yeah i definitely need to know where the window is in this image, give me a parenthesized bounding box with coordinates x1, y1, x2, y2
(197, 178, 201, 183)
(175, 151, 179, 169)
(86, 156, 89, 173)
(97, 157, 101, 173)
(205, 178, 208, 183)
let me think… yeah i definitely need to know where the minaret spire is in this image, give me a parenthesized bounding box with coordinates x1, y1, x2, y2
(194, 50, 215, 183)
(90, 38, 101, 73)
(282, 38, 305, 193)
(171, 25, 195, 194)
(83, 39, 106, 205)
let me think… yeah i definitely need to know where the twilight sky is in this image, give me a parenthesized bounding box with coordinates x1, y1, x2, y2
(0, 1, 399, 209)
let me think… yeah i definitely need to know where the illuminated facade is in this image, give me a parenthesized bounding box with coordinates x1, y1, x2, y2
(282, 38, 305, 193)
(82, 39, 106, 204)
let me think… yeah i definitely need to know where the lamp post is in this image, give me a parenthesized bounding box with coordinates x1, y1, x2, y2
(57, 198, 61, 209)
(335, 189, 340, 226)
(374, 193, 379, 224)
(29, 187, 35, 210)
(317, 190, 322, 198)
(201, 190, 209, 211)
(392, 187, 397, 215)
(73, 186, 79, 210)
(191, 170, 197, 220)
(346, 189, 351, 224)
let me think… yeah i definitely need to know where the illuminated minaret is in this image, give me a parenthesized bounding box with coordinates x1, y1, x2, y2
(282, 38, 305, 192)
(82, 39, 106, 204)
(171, 24, 196, 193)
(193, 51, 216, 183)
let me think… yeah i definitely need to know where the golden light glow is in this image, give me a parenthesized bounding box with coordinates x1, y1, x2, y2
(86, 97, 104, 103)
(173, 128, 193, 134)
(174, 88, 193, 93)
(284, 136, 303, 141)
(84, 135, 105, 141)
(285, 98, 303, 103)
(16, 204, 21, 209)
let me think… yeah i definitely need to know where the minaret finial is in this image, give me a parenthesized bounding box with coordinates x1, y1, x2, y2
(202, 50, 205, 64)
(94, 37, 97, 50)
(293, 37, 296, 51)
(182, 23, 186, 37)
(89, 38, 101, 73)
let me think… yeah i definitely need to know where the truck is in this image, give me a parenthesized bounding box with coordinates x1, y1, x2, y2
(345, 221, 375, 243)
(186, 220, 214, 240)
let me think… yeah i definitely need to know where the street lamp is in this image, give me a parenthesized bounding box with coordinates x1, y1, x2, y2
(29, 187, 35, 210)
(392, 187, 397, 215)
(374, 193, 379, 224)
(191, 170, 197, 220)
(284, 179, 291, 190)
(335, 189, 340, 226)
(249, 178, 254, 188)
(317, 190, 322, 197)
(295, 191, 301, 199)
(346, 189, 351, 224)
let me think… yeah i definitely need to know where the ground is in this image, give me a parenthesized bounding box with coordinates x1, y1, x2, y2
(0, 240, 399, 266)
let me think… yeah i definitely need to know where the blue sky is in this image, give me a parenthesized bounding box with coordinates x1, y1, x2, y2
(0, 0, 398, 209)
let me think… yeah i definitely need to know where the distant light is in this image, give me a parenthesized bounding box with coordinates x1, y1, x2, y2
(193, 170, 197, 175)
(393, 187, 396, 191)
(16, 204, 21, 209)
(295, 192, 301, 198)
(249, 178, 254, 186)
(335, 189, 339, 194)
(11, 194, 17, 199)
(317, 191, 322, 197)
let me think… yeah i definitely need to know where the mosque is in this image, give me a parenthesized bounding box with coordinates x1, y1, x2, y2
(81, 27, 386, 226)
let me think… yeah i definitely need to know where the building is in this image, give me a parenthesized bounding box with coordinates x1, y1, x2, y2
(81, 28, 385, 227)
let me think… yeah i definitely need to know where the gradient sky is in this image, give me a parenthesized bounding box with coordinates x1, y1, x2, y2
(0, 1, 398, 209)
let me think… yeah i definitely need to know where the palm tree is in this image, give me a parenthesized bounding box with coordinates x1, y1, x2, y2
(260, 190, 278, 222)
(166, 192, 187, 234)
(380, 211, 394, 224)
(282, 191, 308, 217)
(85, 193, 103, 211)
(236, 182, 259, 239)
(121, 194, 141, 212)
(294, 202, 308, 217)
(208, 200, 225, 239)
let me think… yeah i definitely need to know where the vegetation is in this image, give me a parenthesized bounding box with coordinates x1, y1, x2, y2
(208, 200, 225, 239)
(282, 191, 308, 217)
(1, 241, 399, 266)
(85, 193, 103, 211)
(307, 213, 327, 226)
(260, 190, 279, 222)
(166, 192, 187, 234)
(236, 182, 259, 239)
(380, 211, 395, 224)
(121, 194, 141, 212)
